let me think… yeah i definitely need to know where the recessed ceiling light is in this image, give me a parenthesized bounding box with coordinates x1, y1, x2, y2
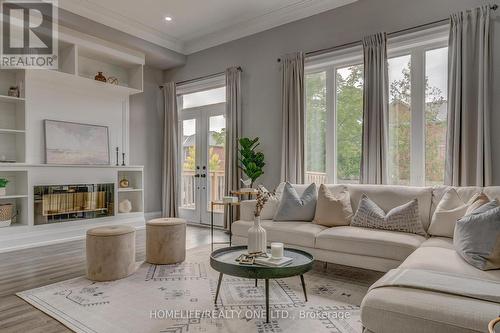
(165, 16, 173, 21)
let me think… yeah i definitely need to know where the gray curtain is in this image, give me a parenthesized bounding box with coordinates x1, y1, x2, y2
(161, 82, 179, 217)
(280, 52, 305, 184)
(224, 67, 241, 228)
(360, 32, 389, 184)
(445, 6, 492, 186)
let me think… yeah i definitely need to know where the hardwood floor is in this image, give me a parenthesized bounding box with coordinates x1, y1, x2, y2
(0, 224, 228, 333)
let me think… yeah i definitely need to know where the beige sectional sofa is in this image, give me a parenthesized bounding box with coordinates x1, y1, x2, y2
(231, 184, 500, 333)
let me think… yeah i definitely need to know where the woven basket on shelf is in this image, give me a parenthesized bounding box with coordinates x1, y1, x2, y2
(0, 203, 13, 224)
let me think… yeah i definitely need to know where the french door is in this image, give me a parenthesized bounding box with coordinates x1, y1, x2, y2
(179, 103, 226, 226)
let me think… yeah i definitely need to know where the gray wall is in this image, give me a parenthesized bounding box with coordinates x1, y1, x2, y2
(130, 67, 163, 213)
(165, 0, 500, 188)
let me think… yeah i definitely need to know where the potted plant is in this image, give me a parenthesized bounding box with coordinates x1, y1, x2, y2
(0, 178, 8, 197)
(238, 137, 265, 188)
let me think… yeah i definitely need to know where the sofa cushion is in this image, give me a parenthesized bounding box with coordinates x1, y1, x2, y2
(454, 201, 500, 270)
(429, 189, 490, 238)
(361, 286, 498, 333)
(347, 184, 433, 230)
(420, 237, 454, 250)
(400, 246, 500, 281)
(315, 226, 425, 261)
(351, 194, 426, 236)
(274, 183, 317, 221)
(313, 184, 353, 227)
(232, 220, 327, 248)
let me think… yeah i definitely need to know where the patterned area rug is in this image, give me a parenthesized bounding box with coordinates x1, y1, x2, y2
(17, 245, 382, 333)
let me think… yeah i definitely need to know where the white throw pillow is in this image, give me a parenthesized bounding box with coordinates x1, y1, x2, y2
(260, 196, 279, 219)
(429, 189, 490, 238)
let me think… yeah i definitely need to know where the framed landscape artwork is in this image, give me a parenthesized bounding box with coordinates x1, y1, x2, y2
(44, 120, 110, 165)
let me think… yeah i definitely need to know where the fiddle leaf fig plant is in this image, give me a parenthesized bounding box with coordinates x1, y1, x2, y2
(0, 178, 8, 188)
(239, 137, 265, 188)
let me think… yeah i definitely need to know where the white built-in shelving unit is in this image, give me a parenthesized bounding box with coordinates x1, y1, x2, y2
(0, 26, 146, 250)
(117, 169, 144, 216)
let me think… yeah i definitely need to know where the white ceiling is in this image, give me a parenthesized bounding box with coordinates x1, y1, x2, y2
(59, 0, 357, 55)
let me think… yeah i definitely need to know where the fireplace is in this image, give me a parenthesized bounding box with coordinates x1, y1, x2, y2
(34, 183, 114, 225)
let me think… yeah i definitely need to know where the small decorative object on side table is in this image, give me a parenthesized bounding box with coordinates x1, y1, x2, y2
(94, 72, 106, 82)
(210, 246, 313, 323)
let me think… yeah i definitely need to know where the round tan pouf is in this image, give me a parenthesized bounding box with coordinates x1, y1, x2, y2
(86, 225, 136, 281)
(146, 218, 186, 264)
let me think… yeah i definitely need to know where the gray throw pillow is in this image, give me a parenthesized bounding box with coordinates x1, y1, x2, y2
(273, 182, 317, 222)
(351, 194, 427, 236)
(454, 199, 500, 270)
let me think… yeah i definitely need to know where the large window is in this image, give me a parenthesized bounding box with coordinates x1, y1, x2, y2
(305, 28, 448, 186)
(305, 60, 364, 184)
(387, 42, 448, 186)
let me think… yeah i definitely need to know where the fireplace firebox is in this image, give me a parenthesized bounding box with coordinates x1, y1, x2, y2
(34, 183, 114, 225)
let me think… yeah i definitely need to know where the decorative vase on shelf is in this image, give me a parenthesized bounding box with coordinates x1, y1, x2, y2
(118, 199, 132, 213)
(247, 215, 267, 254)
(94, 72, 107, 82)
(119, 178, 129, 188)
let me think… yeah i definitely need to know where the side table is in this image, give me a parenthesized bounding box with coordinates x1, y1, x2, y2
(210, 201, 240, 251)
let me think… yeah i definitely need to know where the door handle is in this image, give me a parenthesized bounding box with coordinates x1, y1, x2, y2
(194, 174, 200, 178)
(201, 174, 206, 178)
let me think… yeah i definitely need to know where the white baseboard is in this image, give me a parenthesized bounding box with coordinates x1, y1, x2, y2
(0, 215, 146, 254)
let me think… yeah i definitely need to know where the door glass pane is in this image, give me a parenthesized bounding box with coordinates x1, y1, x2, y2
(336, 64, 363, 184)
(425, 47, 448, 186)
(181, 119, 196, 210)
(207, 115, 225, 213)
(182, 87, 225, 109)
(305, 71, 327, 184)
(388, 54, 412, 185)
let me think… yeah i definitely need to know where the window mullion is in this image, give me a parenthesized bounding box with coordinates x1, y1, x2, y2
(326, 67, 336, 184)
(410, 49, 425, 186)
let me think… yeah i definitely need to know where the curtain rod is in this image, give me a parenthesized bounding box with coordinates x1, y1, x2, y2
(159, 66, 242, 89)
(276, 4, 498, 62)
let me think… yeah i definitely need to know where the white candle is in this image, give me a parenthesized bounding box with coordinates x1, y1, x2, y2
(271, 242, 284, 259)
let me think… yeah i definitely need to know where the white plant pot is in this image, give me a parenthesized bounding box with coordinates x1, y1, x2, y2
(247, 215, 267, 254)
(0, 188, 5, 196)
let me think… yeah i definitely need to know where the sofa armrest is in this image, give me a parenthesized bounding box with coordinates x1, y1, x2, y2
(239, 200, 256, 221)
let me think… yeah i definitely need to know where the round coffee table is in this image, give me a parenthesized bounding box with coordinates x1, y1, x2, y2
(210, 246, 314, 323)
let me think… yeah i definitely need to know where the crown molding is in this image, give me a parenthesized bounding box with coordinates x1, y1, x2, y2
(58, 0, 185, 53)
(183, 0, 357, 54)
(59, 0, 357, 55)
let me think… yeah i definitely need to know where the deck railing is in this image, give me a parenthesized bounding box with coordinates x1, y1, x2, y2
(181, 170, 225, 208)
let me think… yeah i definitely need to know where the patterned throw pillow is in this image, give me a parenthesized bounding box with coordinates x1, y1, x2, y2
(273, 182, 317, 222)
(454, 199, 500, 270)
(351, 194, 427, 236)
